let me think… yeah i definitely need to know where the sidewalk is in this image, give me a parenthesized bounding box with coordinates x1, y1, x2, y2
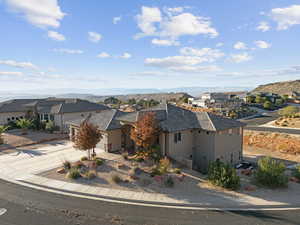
(0, 141, 300, 209)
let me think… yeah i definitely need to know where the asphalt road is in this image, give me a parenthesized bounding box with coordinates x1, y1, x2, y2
(0, 179, 300, 225)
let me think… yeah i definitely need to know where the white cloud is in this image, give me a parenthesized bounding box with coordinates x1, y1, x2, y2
(48, 30, 65, 41)
(168, 65, 221, 73)
(160, 13, 218, 38)
(113, 16, 121, 24)
(270, 5, 300, 30)
(233, 41, 247, 50)
(135, 6, 218, 40)
(229, 53, 252, 63)
(53, 48, 83, 54)
(136, 6, 162, 36)
(0, 71, 23, 76)
(88, 31, 102, 43)
(145, 56, 206, 68)
(145, 47, 224, 73)
(5, 0, 65, 28)
(216, 42, 224, 47)
(0, 60, 38, 70)
(256, 21, 270, 32)
(119, 53, 132, 59)
(97, 52, 111, 58)
(167, 7, 184, 14)
(180, 47, 225, 63)
(151, 38, 180, 46)
(254, 40, 271, 49)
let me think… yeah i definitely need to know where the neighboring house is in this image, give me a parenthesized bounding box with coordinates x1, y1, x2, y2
(68, 104, 245, 173)
(0, 98, 109, 131)
(188, 92, 243, 112)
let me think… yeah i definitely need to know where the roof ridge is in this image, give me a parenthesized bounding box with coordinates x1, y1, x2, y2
(205, 112, 217, 131)
(105, 109, 117, 130)
(57, 103, 63, 114)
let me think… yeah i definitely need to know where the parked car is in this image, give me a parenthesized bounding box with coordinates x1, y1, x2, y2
(235, 161, 253, 170)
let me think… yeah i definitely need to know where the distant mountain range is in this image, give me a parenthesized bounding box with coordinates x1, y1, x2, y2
(252, 80, 300, 95)
(0, 86, 252, 102)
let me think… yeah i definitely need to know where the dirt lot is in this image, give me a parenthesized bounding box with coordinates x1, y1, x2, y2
(244, 130, 300, 156)
(0, 130, 67, 153)
(272, 117, 300, 128)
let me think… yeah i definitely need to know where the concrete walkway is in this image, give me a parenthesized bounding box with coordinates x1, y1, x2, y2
(0, 141, 300, 209)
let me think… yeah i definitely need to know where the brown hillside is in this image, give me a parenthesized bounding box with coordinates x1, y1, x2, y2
(252, 80, 300, 95)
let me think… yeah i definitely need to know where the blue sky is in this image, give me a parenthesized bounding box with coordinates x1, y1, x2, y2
(0, 0, 300, 92)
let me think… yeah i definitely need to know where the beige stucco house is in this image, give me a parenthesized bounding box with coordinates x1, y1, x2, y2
(68, 104, 245, 173)
(0, 98, 109, 132)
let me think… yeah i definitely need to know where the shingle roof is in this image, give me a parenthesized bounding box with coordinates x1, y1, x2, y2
(68, 109, 127, 131)
(0, 98, 109, 114)
(116, 104, 245, 132)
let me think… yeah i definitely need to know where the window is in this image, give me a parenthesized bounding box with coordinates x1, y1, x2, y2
(50, 114, 54, 121)
(228, 129, 233, 135)
(206, 131, 209, 135)
(174, 132, 182, 143)
(7, 118, 10, 121)
(230, 153, 233, 164)
(44, 114, 49, 121)
(12, 117, 15, 120)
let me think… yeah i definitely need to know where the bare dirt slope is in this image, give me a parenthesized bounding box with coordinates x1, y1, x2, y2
(252, 80, 300, 95)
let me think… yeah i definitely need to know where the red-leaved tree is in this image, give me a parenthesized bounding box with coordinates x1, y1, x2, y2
(74, 121, 102, 159)
(130, 112, 160, 151)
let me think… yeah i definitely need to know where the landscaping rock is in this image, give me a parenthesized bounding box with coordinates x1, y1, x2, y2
(117, 163, 128, 170)
(134, 167, 143, 175)
(56, 168, 66, 174)
(177, 174, 185, 182)
(244, 185, 256, 191)
(130, 174, 139, 180)
(290, 177, 300, 183)
(154, 175, 163, 183)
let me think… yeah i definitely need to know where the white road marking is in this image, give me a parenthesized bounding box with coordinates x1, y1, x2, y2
(0, 208, 7, 216)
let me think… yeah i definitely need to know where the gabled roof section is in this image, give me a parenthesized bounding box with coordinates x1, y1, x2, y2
(68, 109, 127, 131)
(0, 98, 109, 114)
(194, 111, 246, 131)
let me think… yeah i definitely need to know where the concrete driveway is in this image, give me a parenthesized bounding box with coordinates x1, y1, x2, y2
(0, 140, 102, 180)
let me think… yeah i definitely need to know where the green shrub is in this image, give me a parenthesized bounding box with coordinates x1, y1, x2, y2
(150, 167, 162, 177)
(112, 174, 122, 183)
(150, 145, 162, 162)
(164, 176, 174, 188)
(208, 161, 240, 190)
(255, 157, 288, 188)
(95, 158, 103, 166)
(81, 156, 88, 161)
(279, 106, 299, 117)
(67, 168, 81, 179)
(292, 165, 300, 180)
(173, 168, 181, 174)
(63, 160, 71, 170)
(85, 170, 96, 179)
(158, 157, 171, 174)
(45, 121, 55, 133)
(73, 161, 84, 169)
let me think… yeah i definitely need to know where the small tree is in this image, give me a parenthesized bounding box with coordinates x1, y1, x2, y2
(255, 157, 288, 188)
(279, 106, 299, 117)
(16, 119, 33, 135)
(130, 112, 160, 152)
(208, 160, 240, 190)
(74, 121, 102, 160)
(0, 125, 8, 145)
(263, 101, 273, 110)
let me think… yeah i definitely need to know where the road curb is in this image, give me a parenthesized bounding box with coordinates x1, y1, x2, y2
(15, 179, 300, 211)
